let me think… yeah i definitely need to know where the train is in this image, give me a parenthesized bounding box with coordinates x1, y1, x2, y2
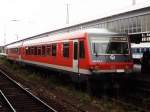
(131, 42, 150, 63)
(4, 28, 133, 80)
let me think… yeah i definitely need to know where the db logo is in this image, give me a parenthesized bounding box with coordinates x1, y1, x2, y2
(110, 55, 115, 60)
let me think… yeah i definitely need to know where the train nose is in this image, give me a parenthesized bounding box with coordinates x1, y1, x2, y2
(90, 62, 133, 73)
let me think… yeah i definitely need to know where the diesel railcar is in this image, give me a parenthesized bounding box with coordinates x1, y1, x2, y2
(5, 29, 133, 78)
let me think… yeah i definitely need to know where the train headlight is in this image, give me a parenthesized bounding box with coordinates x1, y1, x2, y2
(94, 66, 99, 70)
(90, 65, 99, 70)
(125, 65, 129, 69)
(90, 66, 94, 70)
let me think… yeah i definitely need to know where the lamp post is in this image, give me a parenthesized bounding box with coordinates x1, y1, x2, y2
(3, 30, 6, 45)
(3, 19, 20, 45)
(66, 3, 70, 25)
(132, 0, 136, 5)
(11, 19, 20, 41)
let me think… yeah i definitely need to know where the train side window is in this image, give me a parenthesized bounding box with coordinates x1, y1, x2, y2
(137, 48, 139, 53)
(28, 47, 31, 55)
(74, 42, 78, 59)
(42, 46, 46, 56)
(25, 47, 28, 55)
(141, 48, 144, 53)
(146, 48, 149, 52)
(139, 48, 141, 53)
(63, 42, 69, 57)
(34, 47, 37, 55)
(29, 47, 31, 55)
(17, 48, 19, 54)
(46, 45, 51, 56)
(30, 47, 32, 55)
(31, 47, 34, 55)
(38, 47, 41, 56)
(79, 41, 85, 58)
(144, 48, 147, 52)
(52, 44, 57, 56)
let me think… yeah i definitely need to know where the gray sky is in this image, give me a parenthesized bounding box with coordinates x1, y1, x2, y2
(0, 0, 149, 45)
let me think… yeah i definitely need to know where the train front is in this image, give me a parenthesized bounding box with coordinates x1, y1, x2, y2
(88, 33, 133, 76)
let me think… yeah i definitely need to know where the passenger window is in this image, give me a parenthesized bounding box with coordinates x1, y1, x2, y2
(144, 48, 147, 52)
(28, 47, 31, 55)
(141, 48, 144, 53)
(79, 41, 85, 58)
(146, 48, 149, 52)
(42, 46, 46, 56)
(31, 47, 34, 55)
(52, 44, 57, 56)
(38, 47, 41, 56)
(74, 42, 78, 59)
(63, 42, 69, 57)
(25, 47, 29, 55)
(46, 45, 51, 56)
(34, 47, 37, 55)
(137, 48, 139, 53)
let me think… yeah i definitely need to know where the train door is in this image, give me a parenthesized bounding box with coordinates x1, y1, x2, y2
(73, 40, 79, 73)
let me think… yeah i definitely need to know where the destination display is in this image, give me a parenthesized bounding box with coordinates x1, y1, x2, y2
(91, 37, 127, 42)
(111, 37, 127, 41)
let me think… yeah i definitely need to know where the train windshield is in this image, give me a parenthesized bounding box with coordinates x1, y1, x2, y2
(91, 37, 129, 55)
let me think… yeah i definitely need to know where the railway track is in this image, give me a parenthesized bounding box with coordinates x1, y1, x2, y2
(109, 77, 150, 112)
(90, 76, 150, 112)
(0, 69, 57, 112)
(1, 61, 150, 112)
(0, 90, 14, 112)
(114, 93, 150, 112)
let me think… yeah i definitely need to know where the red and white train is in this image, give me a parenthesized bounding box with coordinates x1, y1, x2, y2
(5, 29, 133, 78)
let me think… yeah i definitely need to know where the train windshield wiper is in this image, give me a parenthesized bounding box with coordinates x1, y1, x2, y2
(94, 51, 99, 57)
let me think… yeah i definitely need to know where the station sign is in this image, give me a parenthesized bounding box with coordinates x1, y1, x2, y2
(142, 33, 150, 42)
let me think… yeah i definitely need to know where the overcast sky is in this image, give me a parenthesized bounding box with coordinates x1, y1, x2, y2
(0, 0, 149, 45)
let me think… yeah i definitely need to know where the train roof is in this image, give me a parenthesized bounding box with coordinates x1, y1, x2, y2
(6, 41, 22, 48)
(6, 28, 126, 48)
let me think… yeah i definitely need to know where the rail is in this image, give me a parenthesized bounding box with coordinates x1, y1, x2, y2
(0, 90, 16, 112)
(0, 69, 58, 112)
